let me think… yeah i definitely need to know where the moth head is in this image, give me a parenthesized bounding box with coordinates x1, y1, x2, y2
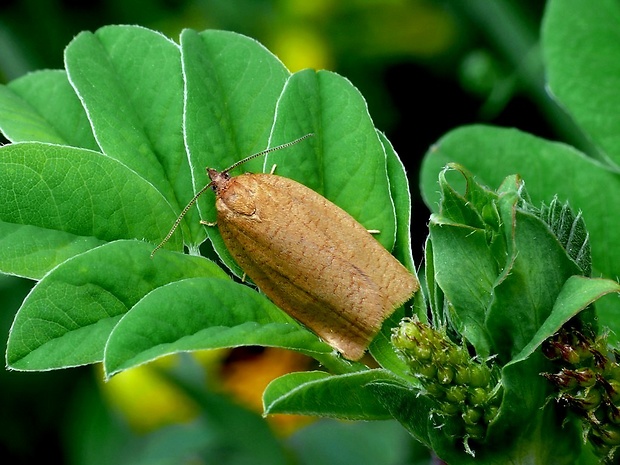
(206, 168, 230, 194)
(150, 133, 314, 257)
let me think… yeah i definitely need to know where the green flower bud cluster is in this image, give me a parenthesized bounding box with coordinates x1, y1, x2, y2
(543, 326, 620, 461)
(392, 316, 502, 448)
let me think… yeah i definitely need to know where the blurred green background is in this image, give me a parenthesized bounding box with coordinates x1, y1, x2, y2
(0, 0, 568, 463)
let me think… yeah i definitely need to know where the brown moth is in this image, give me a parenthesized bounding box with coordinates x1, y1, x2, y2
(152, 135, 419, 360)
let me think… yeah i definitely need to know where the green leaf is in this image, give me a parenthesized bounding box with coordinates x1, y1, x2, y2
(104, 277, 348, 377)
(6, 240, 226, 371)
(509, 275, 620, 368)
(484, 350, 582, 465)
(0, 143, 181, 279)
(267, 69, 396, 251)
(380, 130, 416, 273)
(539, 196, 592, 276)
(428, 217, 498, 356)
(0, 70, 98, 149)
(363, 379, 473, 463)
(367, 132, 421, 373)
(543, 0, 620, 166)
(420, 126, 620, 342)
(263, 369, 398, 420)
(65, 25, 203, 248)
(181, 29, 290, 271)
(486, 209, 581, 361)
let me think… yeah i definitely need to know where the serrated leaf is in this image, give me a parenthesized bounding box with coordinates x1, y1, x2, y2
(539, 196, 591, 276)
(6, 240, 225, 370)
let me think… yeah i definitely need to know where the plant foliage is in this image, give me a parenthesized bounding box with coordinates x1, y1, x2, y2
(2, 1, 620, 462)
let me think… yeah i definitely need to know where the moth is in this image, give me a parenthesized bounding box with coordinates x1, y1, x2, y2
(152, 135, 418, 360)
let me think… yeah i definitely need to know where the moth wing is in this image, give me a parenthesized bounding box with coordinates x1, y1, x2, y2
(215, 174, 416, 360)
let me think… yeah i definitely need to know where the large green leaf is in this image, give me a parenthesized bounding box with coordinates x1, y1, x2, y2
(267, 69, 397, 251)
(103, 277, 354, 377)
(543, 0, 620, 167)
(181, 29, 290, 271)
(65, 25, 203, 248)
(6, 240, 225, 370)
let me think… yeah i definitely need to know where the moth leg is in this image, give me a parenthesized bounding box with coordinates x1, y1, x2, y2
(269, 164, 277, 174)
(200, 219, 217, 227)
(367, 229, 381, 234)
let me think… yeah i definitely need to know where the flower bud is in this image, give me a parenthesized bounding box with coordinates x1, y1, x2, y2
(437, 366, 454, 385)
(468, 364, 491, 388)
(562, 387, 602, 412)
(445, 385, 467, 404)
(462, 407, 483, 425)
(469, 387, 488, 406)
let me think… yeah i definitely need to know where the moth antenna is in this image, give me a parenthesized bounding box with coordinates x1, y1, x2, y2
(150, 181, 215, 258)
(222, 133, 314, 174)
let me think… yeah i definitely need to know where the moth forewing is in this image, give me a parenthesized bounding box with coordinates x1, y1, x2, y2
(214, 173, 418, 360)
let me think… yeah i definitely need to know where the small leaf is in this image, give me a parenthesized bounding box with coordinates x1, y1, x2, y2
(509, 275, 620, 367)
(428, 221, 497, 356)
(6, 240, 226, 371)
(263, 370, 398, 420)
(539, 196, 591, 276)
(380, 130, 415, 272)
